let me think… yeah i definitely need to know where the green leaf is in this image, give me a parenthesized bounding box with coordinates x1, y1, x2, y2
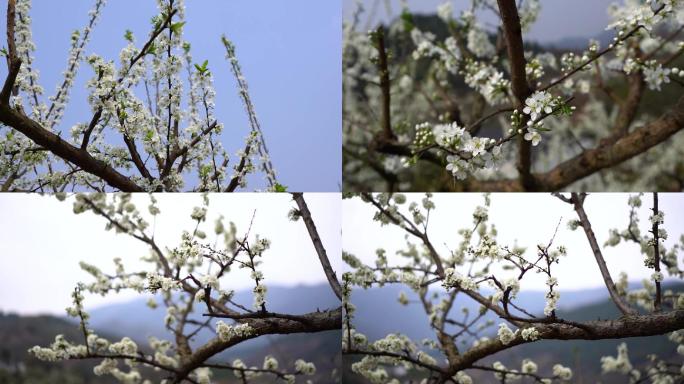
(0, 47, 7, 57)
(146, 42, 157, 56)
(400, 10, 414, 32)
(170, 21, 186, 35)
(195, 60, 210, 75)
(200, 164, 212, 178)
(124, 29, 134, 43)
(274, 183, 288, 192)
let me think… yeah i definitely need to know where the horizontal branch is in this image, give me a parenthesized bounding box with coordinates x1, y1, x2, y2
(467, 95, 684, 191)
(0, 105, 144, 191)
(447, 310, 684, 376)
(174, 307, 341, 382)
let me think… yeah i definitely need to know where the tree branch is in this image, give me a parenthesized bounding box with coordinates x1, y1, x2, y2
(569, 193, 637, 316)
(496, 0, 534, 188)
(1, 0, 20, 104)
(465, 95, 684, 191)
(292, 193, 342, 301)
(446, 310, 684, 377)
(0, 105, 144, 191)
(173, 307, 341, 382)
(651, 192, 662, 312)
(372, 26, 394, 140)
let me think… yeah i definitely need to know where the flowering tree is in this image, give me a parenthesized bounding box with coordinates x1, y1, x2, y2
(343, 0, 684, 192)
(28, 193, 342, 383)
(0, 0, 281, 192)
(342, 192, 684, 383)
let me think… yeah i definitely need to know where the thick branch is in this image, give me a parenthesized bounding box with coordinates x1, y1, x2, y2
(496, 0, 534, 188)
(292, 192, 342, 301)
(0, 105, 144, 191)
(123, 134, 153, 180)
(446, 310, 684, 376)
(611, 73, 644, 139)
(466, 95, 684, 191)
(173, 307, 341, 382)
(1, 0, 20, 104)
(537, 95, 684, 190)
(5, 0, 17, 66)
(373, 26, 394, 140)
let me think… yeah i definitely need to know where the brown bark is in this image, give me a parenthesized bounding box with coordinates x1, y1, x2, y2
(173, 307, 341, 382)
(497, 0, 535, 188)
(445, 310, 684, 378)
(0, 105, 144, 191)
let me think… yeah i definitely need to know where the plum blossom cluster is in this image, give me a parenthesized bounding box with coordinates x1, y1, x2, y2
(509, 91, 574, 147)
(411, 121, 503, 180)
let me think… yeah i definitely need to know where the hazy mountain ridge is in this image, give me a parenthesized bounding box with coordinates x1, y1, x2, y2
(351, 282, 683, 344)
(85, 283, 339, 350)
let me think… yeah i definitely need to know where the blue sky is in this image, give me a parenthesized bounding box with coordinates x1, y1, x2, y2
(1, 0, 341, 191)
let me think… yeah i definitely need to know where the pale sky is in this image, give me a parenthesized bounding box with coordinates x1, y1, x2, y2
(343, 0, 615, 43)
(342, 193, 684, 291)
(0, 193, 341, 315)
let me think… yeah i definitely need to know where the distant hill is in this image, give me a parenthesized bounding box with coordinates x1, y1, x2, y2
(545, 29, 615, 50)
(87, 283, 340, 354)
(344, 282, 684, 383)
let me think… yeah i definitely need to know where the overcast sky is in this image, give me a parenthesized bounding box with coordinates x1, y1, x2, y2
(0, 1, 341, 191)
(343, 0, 616, 43)
(343, 193, 684, 291)
(0, 193, 341, 315)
